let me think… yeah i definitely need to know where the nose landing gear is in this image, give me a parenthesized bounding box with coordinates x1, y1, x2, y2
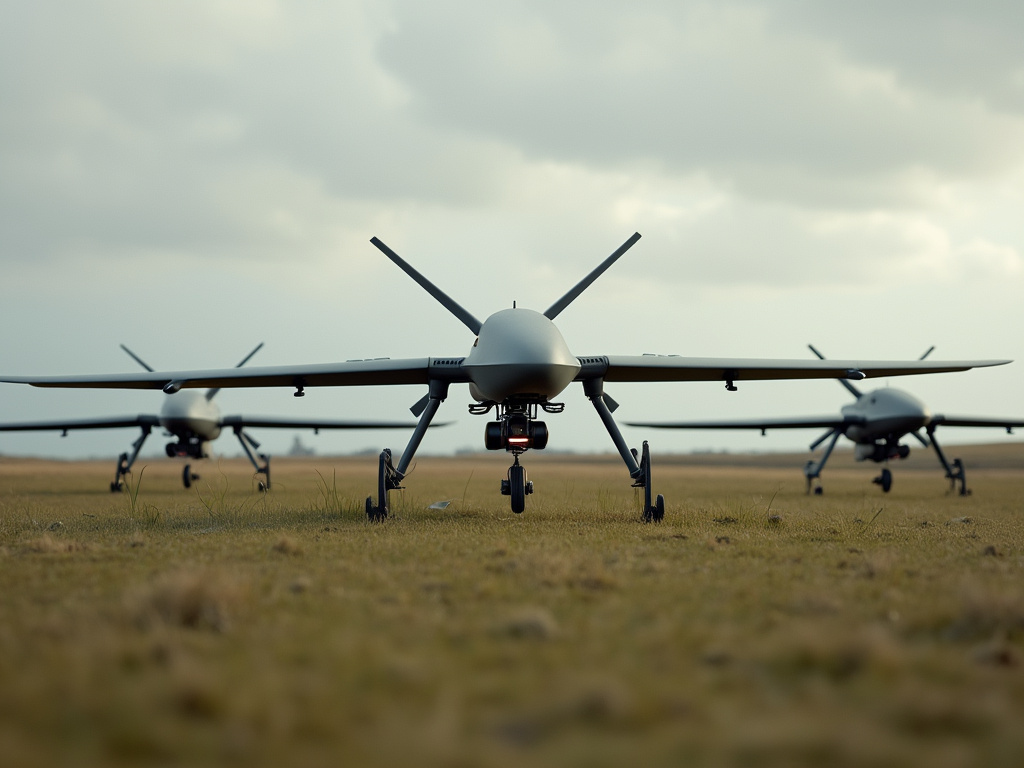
(872, 467, 893, 493)
(500, 456, 534, 514)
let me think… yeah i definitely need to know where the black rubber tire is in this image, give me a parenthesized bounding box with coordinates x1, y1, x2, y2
(509, 464, 526, 514)
(183, 464, 192, 489)
(880, 468, 893, 493)
(366, 497, 387, 522)
(652, 494, 665, 522)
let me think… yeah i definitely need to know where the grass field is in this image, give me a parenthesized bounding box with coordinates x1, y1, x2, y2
(1, 446, 1023, 767)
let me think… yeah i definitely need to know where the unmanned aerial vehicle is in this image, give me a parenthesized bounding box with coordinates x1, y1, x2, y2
(627, 345, 1023, 495)
(0, 235, 1010, 518)
(0, 343, 421, 490)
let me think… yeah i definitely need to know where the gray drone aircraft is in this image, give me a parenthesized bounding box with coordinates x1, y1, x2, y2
(626, 345, 1024, 496)
(0, 343, 420, 491)
(0, 234, 1010, 520)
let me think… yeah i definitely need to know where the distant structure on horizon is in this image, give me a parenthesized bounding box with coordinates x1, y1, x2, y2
(288, 436, 315, 457)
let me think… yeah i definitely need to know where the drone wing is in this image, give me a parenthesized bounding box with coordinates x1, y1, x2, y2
(219, 416, 433, 431)
(928, 415, 1024, 431)
(0, 415, 161, 433)
(581, 355, 1009, 383)
(625, 415, 858, 431)
(1, 358, 469, 392)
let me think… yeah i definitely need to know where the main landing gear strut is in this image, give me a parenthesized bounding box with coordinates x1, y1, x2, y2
(233, 426, 271, 491)
(584, 378, 664, 522)
(110, 425, 153, 492)
(366, 380, 450, 521)
(804, 429, 842, 495)
(927, 426, 969, 496)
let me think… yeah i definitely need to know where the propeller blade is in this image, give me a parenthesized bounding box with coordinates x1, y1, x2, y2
(120, 344, 154, 372)
(919, 346, 935, 361)
(371, 237, 482, 335)
(544, 232, 641, 320)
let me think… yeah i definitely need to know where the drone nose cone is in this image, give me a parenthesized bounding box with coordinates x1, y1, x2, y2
(464, 308, 581, 402)
(866, 388, 931, 434)
(896, 390, 930, 422)
(158, 390, 222, 440)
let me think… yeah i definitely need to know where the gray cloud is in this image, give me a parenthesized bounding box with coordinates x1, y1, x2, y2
(1, 1, 1023, 460)
(768, 0, 1024, 114)
(378, 1, 1024, 207)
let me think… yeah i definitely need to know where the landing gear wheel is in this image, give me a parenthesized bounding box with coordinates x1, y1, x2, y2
(111, 452, 130, 493)
(508, 463, 526, 514)
(951, 458, 970, 496)
(636, 442, 664, 523)
(183, 464, 193, 489)
(881, 468, 892, 493)
(813, 486, 824, 496)
(366, 497, 386, 522)
(873, 468, 893, 493)
(642, 494, 665, 523)
(366, 449, 394, 522)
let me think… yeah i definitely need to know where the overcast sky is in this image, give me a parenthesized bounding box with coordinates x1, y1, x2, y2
(2, 0, 1023, 468)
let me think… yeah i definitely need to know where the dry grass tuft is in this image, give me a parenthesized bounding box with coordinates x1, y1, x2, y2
(972, 636, 1019, 667)
(22, 534, 88, 554)
(130, 569, 248, 632)
(271, 535, 303, 556)
(494, 607, 559, 640)
(945, 586, 1024, 641)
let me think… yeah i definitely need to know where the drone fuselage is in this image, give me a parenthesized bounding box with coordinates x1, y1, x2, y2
(158, 390, 221, 443)
(842, 388, 929, 458)
(463, 308, 581, 404)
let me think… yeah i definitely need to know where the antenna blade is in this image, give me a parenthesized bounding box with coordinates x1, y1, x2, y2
(544, 232, 642, 320)
(120, 344, 154, 372)
(807, 343, 863, 399)
(370, 237, 481, 335)
(208, 342, 266, 401)
(236, 342, 265, 368)
(919, 346, 935, 360)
